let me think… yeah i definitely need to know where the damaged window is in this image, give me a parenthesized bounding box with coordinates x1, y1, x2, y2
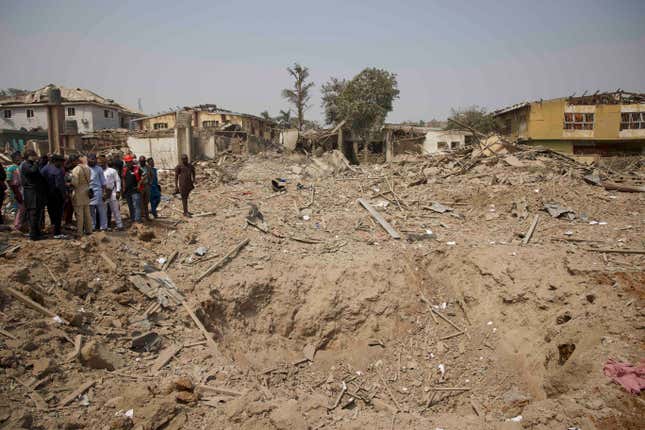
(620, 112, 644, 130)
(153, 122, 168, 129)
(202, 120, 219, 128)
(564, 112, 594, 130)
(437, 141, 448, 150)
(67, 107, 75, 116)
(450, 141, 460, 149)
(3, 109, 11, 118)
(26, 109, 34, 118)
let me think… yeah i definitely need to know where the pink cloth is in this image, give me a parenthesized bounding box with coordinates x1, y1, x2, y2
(603, 358, 645, 394)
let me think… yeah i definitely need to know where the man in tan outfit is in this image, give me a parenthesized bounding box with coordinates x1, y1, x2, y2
(70, 155, 93, 236)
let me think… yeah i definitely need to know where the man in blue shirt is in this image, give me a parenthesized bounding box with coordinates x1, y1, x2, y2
(40, 154, 66, 238)
(88, 154, 107, 231)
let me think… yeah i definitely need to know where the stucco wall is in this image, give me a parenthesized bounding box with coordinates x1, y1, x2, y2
(526, 99, 645, 141)
(423, 130, 467, 154)
(0, 106, 48, 130)
(127, 135, 178, 170)
(88, 105, 120, 131)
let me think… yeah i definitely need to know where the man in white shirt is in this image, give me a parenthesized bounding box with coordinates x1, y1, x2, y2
(101, 156, 123, 230)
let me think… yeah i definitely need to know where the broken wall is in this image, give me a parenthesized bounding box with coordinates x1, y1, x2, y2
(127, 130, 178, 170)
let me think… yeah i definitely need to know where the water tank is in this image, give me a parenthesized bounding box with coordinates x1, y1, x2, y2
(47, 87, 62, 105)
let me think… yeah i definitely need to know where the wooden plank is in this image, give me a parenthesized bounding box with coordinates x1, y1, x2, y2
(196, 239, 249, 282)
(100, 252, 117, 271)
(601, 182, 645, 193)
(3, 287, 68, 324)
(356, 198, 401, 239)
(66, 335, 82, 362)
(197, 384, 243, 397)
(522, 215, 539, 245)
(0, 244, 20, 258)
(0, 328, 16, 340)
(152, 344, 183, 373)
(181, 301, 219, 357)
(60, 380, 96, 406)
(161, 251, 178, 271)
(583, 248, 645, 255)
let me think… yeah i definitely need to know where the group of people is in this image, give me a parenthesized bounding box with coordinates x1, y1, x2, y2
(0, 150, 196, 241)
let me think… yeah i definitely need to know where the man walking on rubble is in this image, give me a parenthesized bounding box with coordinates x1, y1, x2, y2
(174, 154, 195, 217)
(19, 149, 48, 240)
(70, 155, 93, 236)
(40, 154, 66, 238)
(122, 154, 142, 223)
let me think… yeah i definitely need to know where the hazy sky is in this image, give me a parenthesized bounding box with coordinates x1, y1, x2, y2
(1, 0, 644, 123)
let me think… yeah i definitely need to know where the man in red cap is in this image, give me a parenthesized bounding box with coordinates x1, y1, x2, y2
(121, 154, 142, 223)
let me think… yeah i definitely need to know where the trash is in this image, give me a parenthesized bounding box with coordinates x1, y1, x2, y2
(446, 241, 456, 246)
(130, 331, 162, 352)
(511, 198, 529, 220)
(564, 230, 574, 236)
(603, 359, 645, 394)
(271, 178, 287, 192)
(427, 202, 453, 214)
(79, 394, 90, 406)
(543, 203, 576, 220)
(506, 415, 523, 422)
(438, 364, 446, 378)
(195, 247, 208, 256)
(157, 257, 167, 265)
(124, 409, 134, 418)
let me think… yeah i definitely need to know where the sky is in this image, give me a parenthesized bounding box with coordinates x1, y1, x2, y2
(1, 0, 644, 123)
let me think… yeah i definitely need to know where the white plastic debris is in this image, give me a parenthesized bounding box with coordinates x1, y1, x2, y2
(157, 257, 166, 265)
(487, 321, 493, 325)
(446, 241, 456, 246)
(195, 247, 208, 256)
(438, 364, 446, 377)
(506, 415, 523, 422)
(125, 409, 134, 418)
(52, 315, 63, 324)
(79, 394, 90, 406)
(599, 221, 607, 225)
(303, 215, 310, 221)
(564, 230, 573, 236)
(589, 220, 599, 225)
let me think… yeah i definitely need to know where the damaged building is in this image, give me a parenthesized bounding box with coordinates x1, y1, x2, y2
(0, 84, 143, 153)
(492, 91, 645, 155)
(128, 105, 277, 168)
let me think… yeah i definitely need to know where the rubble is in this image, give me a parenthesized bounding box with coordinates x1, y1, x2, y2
(0, 144, 643, 430)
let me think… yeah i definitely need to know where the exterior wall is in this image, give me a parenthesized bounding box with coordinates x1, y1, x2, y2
(1, 103, 125, 133)
(0, 105, 48, 130)
(0, 129, 48, 153)
(136, 112, 177, 131)
(87, 105, 120, 131)
(137, 110, 274, 140)
(499, 107, 529, 139)
(524, 99, 645, 141)
(127, 133, 178, 170)
(423, 130, 467, 154)
(64, 104, 95, 133)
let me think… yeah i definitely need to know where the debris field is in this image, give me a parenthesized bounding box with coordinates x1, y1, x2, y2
(0, 146, 644, 430)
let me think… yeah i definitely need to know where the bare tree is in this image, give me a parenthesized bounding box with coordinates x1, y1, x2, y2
(281, 63, 314, 131)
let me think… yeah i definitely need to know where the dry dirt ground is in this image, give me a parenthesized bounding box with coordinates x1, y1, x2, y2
(0, 149, 643, 430)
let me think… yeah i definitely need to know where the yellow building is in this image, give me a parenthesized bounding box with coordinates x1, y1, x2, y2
(492, 91, 645, 155)
(132, 104, 275, 141)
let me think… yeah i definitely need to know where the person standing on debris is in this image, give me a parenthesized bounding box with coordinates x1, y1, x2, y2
(174, 154, 195, 217)
(147, 157, 161, 218)
(122, 154, 142, 223)
(88, 154, 107, 231)
(19, 149, 48, 240)
(103, 157, 123, 230)
(70, 155, 93, 236)
(40, 154, 66, 238)
(138, 155, 151, 220)
(6, 151, 26, 232)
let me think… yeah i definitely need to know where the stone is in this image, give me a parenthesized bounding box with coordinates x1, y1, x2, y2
(28, 357, 55, 378)
(173, 377, 194, 392)
(80, 340, 124, 371)
(175, 391, 198, 404)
